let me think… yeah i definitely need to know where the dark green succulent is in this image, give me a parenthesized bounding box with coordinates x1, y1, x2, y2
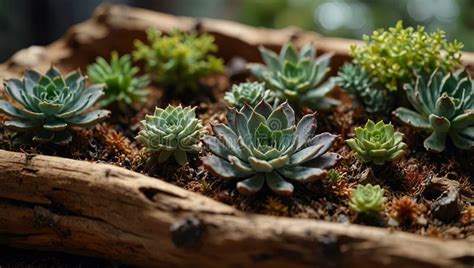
(393, 69, 474, 152)
(0, 67, 109, 144)
(337, 63, 393, 114)
(136, 105, 206, 165)
(224, 82, 274, 108)
(346, 120, 407, 165)
(133, 29, 224, 93)
(202, 100, 340, 195)
(87, 52, 149, 110)
(349, 184, 386, 216)
(250, 42, 339, 110)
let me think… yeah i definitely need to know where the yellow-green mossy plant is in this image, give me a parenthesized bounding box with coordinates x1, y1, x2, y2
(351, 21, 463, 92)
(133, 29, 224, 93)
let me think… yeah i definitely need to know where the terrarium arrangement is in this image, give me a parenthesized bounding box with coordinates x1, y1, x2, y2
(0, 6, 472, 268)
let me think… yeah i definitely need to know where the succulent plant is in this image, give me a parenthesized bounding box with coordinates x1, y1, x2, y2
(0, 67, 109, 144)
(202, 100, 340, 195)
(349, 184, 386, 216)
(133, 29, 224, 93)
(136, 105, 206, 165)
(224, 82, 274, 108)
(337, 63, 393, 114)
(87, 52, 149, 110)
(346, 120, 407, 165)
(351, 21, 463, 92)
(250, 42, 339, 110)
(393, 69, 474, 152)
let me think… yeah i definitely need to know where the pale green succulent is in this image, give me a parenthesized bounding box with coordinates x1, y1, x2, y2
(393, 69, 474, 152)
(250, 42, 339, 110)
(87, 51, 149, 110)
(224, 82, 274, 108)
(0, 67, 109, 144)
(346, 120, 407, 165)
(202, 100, 340, 196)
(136, 105, 206, 165)
(337, 63, 393, 114)
(349, 184, 386, 216)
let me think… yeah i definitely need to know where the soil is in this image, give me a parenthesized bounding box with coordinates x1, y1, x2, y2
(0, 64, 473, 246)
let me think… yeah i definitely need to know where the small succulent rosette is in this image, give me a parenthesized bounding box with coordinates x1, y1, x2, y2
(250, 42, 339, 110)
(202, 100, 340, 196)
(346, 120, 407, 165)
(224, 82, 274, 108)
(349, 184, 386, 216)
(87, 51, 149, 110)
(136, 105, 206, 165)
(0, 67, 109, 144)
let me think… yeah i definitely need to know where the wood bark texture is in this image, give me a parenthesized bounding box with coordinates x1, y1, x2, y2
(0, 4, 473, 268)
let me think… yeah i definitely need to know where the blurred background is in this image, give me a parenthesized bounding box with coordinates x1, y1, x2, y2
(1, 0, 473, 61)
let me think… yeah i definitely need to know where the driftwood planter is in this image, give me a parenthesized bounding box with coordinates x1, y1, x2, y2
(0, 4, 473, 268)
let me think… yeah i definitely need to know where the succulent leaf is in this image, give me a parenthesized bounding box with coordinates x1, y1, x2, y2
(393, 69, 474, 152)
(346, 120, 407, 165)
(136, 105, 206, 165)
(202, 100, 340, 195)
(349, 184, 386, 216)
(250, 42, 339, 111)
(87, 52, 149, 110)
(0, 67, 109, 144)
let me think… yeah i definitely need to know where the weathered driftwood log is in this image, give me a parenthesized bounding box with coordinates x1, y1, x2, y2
(0, 149, 473, 268)
(0, 4, 474, 267)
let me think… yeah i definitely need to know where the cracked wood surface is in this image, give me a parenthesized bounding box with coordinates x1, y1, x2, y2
(0, 150, 473, 267)
(0, 4, 474, 268)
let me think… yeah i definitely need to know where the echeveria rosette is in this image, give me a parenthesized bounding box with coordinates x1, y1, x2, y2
(346, 120, 407, 165)
(136, 105, 206, 165)
(224, 82, 274, 108)
(0, 67, 110, 145)
(250, 42, 340, 111)
(87, 52, 149, 111)
(349, 184, 386, 216)
(202, 100, 340, 196)
(393, 69, 474, 152)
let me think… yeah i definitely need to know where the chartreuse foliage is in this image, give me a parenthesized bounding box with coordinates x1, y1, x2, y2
(87, 52, 149, 110)
(350, 21, 463, 92)
(393, 69, 474, 153)
(136, 105, 206, 165)
(202, 100, 340, 196)
(133, 29, 224, 93)
(0, 67, 109, 144)
(346, 120, 407, 165)
(250, 42, 339, 110)
(337, 63, 393, 114)
(224, 82, 274, 108)
(349, 184, 386, 216)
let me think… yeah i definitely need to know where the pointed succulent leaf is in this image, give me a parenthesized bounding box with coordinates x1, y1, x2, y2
(266, 172, 294, 196)
(236, 174, 265, 195)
